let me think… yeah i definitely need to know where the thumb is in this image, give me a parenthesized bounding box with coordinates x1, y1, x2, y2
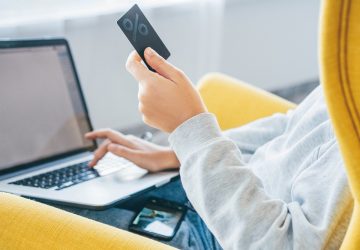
(144, 47, 183, 82)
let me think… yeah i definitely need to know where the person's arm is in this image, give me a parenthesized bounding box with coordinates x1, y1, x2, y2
(124, 49, 351, 249)
(168, 113, 352, 249)
(223, 111, 289, 157)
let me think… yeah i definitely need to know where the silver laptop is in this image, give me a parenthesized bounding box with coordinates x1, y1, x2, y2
(0, 38, 178, 209)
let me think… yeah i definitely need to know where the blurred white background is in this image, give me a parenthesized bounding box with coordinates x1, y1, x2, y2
(0, 0, 320, 130)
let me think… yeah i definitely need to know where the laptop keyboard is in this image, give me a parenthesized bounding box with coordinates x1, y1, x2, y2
(9, 153, 147, 191)
(9, 161, 99, 190)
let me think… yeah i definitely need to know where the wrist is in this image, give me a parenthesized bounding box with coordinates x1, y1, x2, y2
(160, 149, 180, 169)
(175, 102, 207, 133)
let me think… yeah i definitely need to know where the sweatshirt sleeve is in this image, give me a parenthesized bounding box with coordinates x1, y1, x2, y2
(168, 112, 351, 250)
(223, 111, 290, 156)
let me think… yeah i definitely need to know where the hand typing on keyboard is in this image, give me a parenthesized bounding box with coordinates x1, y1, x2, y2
(85, 129, 180, 172)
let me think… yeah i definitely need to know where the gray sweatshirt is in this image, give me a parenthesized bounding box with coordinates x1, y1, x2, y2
(168, 86, 353, 250)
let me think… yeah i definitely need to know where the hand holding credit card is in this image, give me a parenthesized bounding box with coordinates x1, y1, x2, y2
(117, 4, 207, 134)
(117, 4, 171, 72)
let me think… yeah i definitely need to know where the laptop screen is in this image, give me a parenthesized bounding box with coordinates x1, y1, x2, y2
(0, 41, 95, 172)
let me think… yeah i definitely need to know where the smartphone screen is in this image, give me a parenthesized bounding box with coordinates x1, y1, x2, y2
(129, 198, 186, 240)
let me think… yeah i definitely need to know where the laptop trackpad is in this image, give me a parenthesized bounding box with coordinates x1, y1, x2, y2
(94, 152, 148, 181)
(112, 166, 148, 181)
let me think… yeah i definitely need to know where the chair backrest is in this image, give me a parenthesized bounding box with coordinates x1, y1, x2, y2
(320, 0, 360, 248)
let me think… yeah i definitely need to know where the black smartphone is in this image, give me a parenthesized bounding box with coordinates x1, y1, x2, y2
(129, 197, 186, 241)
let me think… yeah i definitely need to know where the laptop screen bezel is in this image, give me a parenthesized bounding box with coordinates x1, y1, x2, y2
(0, 38, 97, 176)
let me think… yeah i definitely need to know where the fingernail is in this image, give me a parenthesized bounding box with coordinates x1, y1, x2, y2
(145, 47, 155, 57)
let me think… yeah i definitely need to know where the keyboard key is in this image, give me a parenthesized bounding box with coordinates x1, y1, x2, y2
(56, 181, 74, 190)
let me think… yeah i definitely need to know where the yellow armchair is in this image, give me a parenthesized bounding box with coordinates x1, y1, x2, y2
(0, 192, 175, 250)
(320, 0, 360, 249)
(197, 73, 296, 130)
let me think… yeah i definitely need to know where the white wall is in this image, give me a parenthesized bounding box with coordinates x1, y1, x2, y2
(0, 0, 320, 129)
(220, 0, 320, 90)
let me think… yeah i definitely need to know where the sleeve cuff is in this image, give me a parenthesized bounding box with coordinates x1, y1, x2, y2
(168, 112, 222, 161)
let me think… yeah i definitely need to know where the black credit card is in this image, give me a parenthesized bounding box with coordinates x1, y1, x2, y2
(117, 4, 171, 72)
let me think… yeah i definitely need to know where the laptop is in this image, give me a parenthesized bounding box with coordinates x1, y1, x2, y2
(0, 38, 178, 209)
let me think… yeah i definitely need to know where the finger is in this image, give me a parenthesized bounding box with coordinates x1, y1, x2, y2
(88, 139, 111, 167)
(85, 129, 134, 149)
(107, 143, 139, 163)
(108, 144, 160, 172)
(126, 50, 153, 81)
(144, 47, 184, 82)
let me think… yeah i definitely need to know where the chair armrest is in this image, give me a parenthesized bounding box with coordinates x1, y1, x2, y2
(197, 73, 296, 130)
(0, 192, 175, 250)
